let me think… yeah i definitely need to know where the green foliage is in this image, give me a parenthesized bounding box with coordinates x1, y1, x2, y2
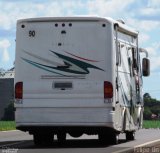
(143, 93, 160, 120)
(143, 93, 151, 99)
(143, 107, 152, 120)
(1, 102, 15, 121)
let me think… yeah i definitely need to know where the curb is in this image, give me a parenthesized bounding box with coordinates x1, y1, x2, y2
(0, 130, 19, 133)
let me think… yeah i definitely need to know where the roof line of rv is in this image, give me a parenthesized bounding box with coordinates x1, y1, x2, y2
(113, 22, 138, 37)
(17, 16, 138, 37)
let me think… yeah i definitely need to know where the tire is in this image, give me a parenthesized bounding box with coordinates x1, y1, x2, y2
(98, 132, 119, 145)
(110, 133, 119, 145)
(57, 132, 66, 144)
(33, 133, 53, 146)
(98, 133, 108, 144)
(33, 134, 43, 146)
(45, 134, 54, 145)
(126, 131, 135, 141)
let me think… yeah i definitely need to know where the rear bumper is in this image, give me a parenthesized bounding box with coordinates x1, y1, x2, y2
(15, 107, 114, 128)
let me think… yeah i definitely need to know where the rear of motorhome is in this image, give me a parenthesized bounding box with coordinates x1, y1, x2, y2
(14, 17, 150, 145)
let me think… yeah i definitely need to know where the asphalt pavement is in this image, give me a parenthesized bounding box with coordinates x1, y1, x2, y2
(0, 129, 160, 153)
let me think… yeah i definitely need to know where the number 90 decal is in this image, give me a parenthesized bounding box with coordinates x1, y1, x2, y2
(29, 30, 35, 37)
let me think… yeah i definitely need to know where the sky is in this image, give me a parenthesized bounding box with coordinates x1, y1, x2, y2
(0, 0, 160, 99)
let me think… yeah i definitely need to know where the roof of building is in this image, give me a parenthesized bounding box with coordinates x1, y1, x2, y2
(0, 67, 14, 79)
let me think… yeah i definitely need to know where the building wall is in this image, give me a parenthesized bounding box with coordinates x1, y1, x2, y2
(0, 78, 14, 120)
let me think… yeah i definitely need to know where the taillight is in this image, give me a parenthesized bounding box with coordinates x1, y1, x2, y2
(15, 82, 23, 99)
(104, 81, 113, 98)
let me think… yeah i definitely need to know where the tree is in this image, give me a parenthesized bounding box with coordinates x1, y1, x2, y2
(1, 101, 15, 121)
(0, 68, 5, 76)
(143, 107, 152, 120)
(143, 93, 160, 120)
(143, 93, 151, 99)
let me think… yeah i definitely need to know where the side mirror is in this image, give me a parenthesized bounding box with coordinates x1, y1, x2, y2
(142, 58, 150, 76)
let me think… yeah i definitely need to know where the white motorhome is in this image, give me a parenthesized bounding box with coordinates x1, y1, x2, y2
(15, 17, 150, 145)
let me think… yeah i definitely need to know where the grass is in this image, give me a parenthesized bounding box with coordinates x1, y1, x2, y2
(143, 120, 160, 129)
(0, 120, 160, 131)
(0, 121, 16, 131)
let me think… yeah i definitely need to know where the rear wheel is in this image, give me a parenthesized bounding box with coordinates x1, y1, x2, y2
(33, 133, 53, 146)
(57, 132, 66, 144)
(98, 133, 109, 144)
(34, 134, 42, 146)
(110, 133, 119, 145)
(98, 132, 119, 145)
(126, 131, 135, 141)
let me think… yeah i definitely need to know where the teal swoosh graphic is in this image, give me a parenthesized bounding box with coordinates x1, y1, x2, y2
(22, 50, 104, 76)
(22, 58, 67, 76)
(49, 50, 104, 73)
